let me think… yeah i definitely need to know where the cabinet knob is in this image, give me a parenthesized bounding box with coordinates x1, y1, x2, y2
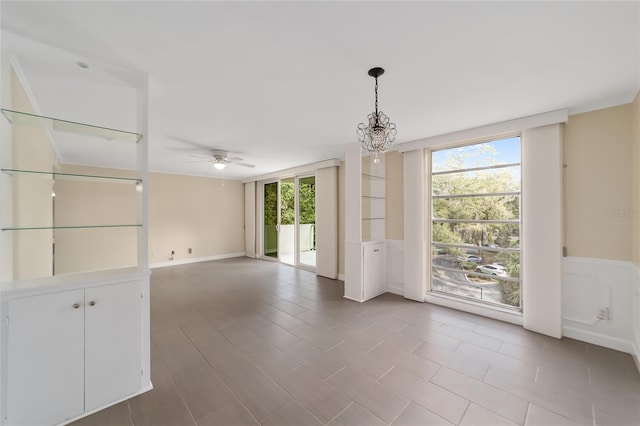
(88, 300, 96, 306)
(72, 303, 80, 309)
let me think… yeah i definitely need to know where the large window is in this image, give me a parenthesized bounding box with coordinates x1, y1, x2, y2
(431, 136, 521, 310)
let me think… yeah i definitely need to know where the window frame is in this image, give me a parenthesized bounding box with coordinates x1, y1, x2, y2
(428, 135, 523, 312)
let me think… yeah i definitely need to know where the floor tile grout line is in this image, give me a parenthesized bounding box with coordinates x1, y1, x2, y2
(324, 340, 346, 353)
(152, 354, 199, 426)
(178, 324, 279, 425)
(324, 365, 348, 382)
(386, 399, 411, 426)
(456, 400, 473, 426)
(367, 340, 384, 354)
(426, 366, 531, 424)
(323, 401, 353, 426)
(126, 400, 134, 426)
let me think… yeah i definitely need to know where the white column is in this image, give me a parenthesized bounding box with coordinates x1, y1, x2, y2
(345, 143, 364, 300)
(244, 182, 256, 258)
(316, 166, 338, 279)
(403, 149, 426, 302)
(522, 124, 563, 338)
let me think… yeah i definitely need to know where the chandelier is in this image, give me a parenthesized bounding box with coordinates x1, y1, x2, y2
(357, 67, 397, 163)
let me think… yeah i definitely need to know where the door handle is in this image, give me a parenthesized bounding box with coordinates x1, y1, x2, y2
(88, 300, 96, 307)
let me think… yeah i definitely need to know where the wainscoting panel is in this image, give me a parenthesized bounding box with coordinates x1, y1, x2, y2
(562, 256, 635, 353)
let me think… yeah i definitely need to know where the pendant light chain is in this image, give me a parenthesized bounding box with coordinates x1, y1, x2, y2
(374, 76, 379, 120)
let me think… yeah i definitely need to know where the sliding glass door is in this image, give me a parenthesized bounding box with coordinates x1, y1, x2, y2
(261, 175, 316, 270)
(298, 176, 316, 268)
(263, 181, 279, 260)
(279, 178, 295, 265)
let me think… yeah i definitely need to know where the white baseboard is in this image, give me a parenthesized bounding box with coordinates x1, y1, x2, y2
(150, 252, 246, 269)
(61, 383, 153, 425)
(387, 285, 403, 296)
(633, 340, 640, 374)
(563, 325, 634, 354)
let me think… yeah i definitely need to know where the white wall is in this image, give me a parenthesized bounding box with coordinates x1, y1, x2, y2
(634, 268, 640, 367)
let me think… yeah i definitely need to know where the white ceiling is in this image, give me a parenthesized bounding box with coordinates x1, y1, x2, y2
(2, 1, 639, 179)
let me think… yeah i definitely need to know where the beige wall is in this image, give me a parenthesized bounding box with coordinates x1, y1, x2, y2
(54, 164, 139, 275)
(148, 172, 245, 263)
(54, 165, 245, 272)
(632, 92, 640, 267)
(564, 104, 633, 261)
(11, 68, 58, 279)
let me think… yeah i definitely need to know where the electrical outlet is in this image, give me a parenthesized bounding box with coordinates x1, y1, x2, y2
(597, 307, 610, 320)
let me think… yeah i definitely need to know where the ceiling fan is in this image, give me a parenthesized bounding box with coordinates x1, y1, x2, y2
(189, 150, 255, 170)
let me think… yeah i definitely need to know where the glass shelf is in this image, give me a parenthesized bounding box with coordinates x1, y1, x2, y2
(362, 217, 385, 221)
(1, 169, 141, 184)
(362, 195, 386, 200)
(362, 173, 385, 180)
(1, 109, 142, 143)
(2, 224, 142, 231)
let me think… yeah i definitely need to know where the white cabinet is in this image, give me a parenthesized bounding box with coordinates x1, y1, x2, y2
(6, 289, 85, 426)
(5, 281, 142, 426)
(363, 242, 386, 300)
(85, 282, 142, 411)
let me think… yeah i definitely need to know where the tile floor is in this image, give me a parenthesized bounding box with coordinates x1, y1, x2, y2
(73, 257, 640, 426)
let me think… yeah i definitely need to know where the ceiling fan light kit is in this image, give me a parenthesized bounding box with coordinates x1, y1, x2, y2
(187, 149, 256, 170)
(357, 67, 397, 163)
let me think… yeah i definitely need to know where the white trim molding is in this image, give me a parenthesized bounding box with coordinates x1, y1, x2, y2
(242, 159, 340, 183)
(633, 265, 640, 372)
(562, 256, 636, 354)
(397, 109, 568, 153)
(150, 252, 246, 269)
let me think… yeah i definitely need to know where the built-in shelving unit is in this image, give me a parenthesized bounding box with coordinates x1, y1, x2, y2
(0, 42, 151, 426)
(344, 143, 387, 302)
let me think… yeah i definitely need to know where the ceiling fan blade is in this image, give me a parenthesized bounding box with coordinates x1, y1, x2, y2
(226, 156, 244, 162)
(169, 136, 213, 151)
(234, 162, 256, 168)
(188, 154, 213, 160)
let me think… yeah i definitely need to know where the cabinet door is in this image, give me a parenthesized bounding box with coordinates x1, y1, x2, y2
(85, 281, 142, 411)
(7, 289, 85, 426)
(363, 243, 386, 300)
